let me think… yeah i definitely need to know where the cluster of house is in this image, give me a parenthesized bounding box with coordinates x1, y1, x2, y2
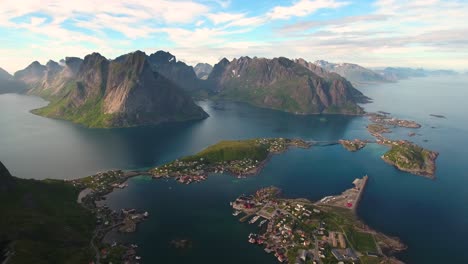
(369, 113, 421, 129)
(71, 170, 126, 194)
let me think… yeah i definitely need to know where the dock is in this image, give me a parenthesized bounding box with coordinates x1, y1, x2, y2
(351, 175, 368, 212)
(315, 175, 369, 212)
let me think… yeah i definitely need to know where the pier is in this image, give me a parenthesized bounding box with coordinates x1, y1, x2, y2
(315, 175, 368, 211)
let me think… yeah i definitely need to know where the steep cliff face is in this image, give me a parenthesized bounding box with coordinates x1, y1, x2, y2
(194, 63, 213, 80)
(32, 51, 208, 128)
(208, 57, 367, 114)
(314, 60, 388, 85)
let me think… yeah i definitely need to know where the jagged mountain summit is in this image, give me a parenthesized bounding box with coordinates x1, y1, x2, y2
(27, 51, 208, 128)
(194, 63, 213, 80)
(147, 51, 201, 92)
(314, 60, 389, 86)
(207, 56, 368, 115)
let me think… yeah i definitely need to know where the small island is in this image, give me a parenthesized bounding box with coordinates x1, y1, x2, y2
(150, 138, 311, 183)
(231, 176, 406, 263)
(339, 139, 368, 152)
(382, 142, 439, 178)
(430, 114, 446, 119)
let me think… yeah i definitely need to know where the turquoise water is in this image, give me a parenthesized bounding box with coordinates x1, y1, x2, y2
(1, 75, 467, 263)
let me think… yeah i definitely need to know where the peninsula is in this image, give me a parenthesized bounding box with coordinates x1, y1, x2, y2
(231, 176, 405, 263)
(150, 138, 311, 183)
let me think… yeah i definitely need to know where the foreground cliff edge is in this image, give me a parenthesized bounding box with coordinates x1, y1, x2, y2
(231, 177, 406, 263)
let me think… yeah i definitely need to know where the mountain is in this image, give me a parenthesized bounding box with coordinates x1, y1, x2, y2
(30, 51, 208, 128)
(147, 51, 202, 92)
(14, 61, 47, 87)
(0, 161, 95, 263)
(375, 67, 426, 81)
(207, 56, 368, 115)
(314, 60, 389, 86)
(0, 67, 27, 94)
(194, 63, 213, 80)
(27, 58, 83, 98)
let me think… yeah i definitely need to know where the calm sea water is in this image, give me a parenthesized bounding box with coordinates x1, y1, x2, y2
(0, 75, 467, 263)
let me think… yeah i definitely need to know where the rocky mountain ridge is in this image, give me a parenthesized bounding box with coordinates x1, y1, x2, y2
(207, 56, 368, 114)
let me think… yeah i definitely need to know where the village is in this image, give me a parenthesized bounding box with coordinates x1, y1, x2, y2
(230, 176, 404, 264)
(70, 170, 150, 263)
(150, 138, 312, 183)
(367, 113, 421, 129)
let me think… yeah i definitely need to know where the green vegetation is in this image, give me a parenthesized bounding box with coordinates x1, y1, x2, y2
(0, 177, 94, 264)
(382, 143, 438, 177)
(182, 139, 269, 164)
(32, 83, 114, 128)
(345, 227, 378, 252)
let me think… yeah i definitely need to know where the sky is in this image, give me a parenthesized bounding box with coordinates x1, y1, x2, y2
(1, 0, 468, 73)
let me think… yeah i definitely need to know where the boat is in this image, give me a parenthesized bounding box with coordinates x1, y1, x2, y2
(249, 215, 261, 224)
(232, 210, 241, 216)
(258, 219, 267, 227)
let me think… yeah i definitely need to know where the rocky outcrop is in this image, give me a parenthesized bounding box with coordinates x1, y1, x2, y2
(31, 51, 208, 128)
(207, 56, 368, 114)
(194, 63, 213, 80)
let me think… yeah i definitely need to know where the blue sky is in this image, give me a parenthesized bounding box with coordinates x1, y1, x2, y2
(1, 0, 467, 73)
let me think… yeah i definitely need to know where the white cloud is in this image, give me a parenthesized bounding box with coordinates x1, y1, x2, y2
(268, 0, 349, 20)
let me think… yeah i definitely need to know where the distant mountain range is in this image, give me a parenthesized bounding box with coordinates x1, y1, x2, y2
(374, 67, 459, 81)
(314, 60, 389, 86)
(313, 60, 459, 85)
(3, 49, 461, 127)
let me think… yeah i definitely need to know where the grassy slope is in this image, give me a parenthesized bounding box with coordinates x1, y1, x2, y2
(31, 81, 114, 128)
(383, 144, 433, 172)
(0, 178, 94, 264)
(182, 139, 269, 164)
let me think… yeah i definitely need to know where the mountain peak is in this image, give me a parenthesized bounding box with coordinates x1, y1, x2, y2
(149, 50, 177, 64)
